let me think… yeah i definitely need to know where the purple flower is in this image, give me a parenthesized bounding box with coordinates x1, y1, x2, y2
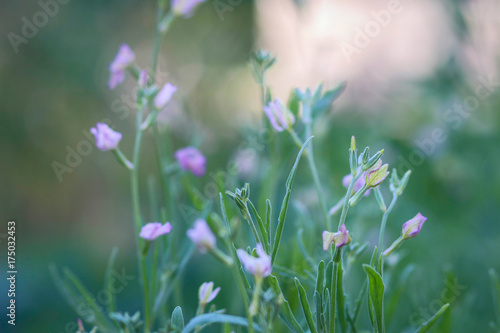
(322, 224, 352, 251)
(139, 222, 173, 241)
(172, 0, 206, 17)
(90, 123, 122, 151)
(342, 171, 370, 196)
(236, 243, 272, 278)
(402, 213, 427, 239)
(175, 147, 206, 177)
(198, 281, 220, 306)
(263, 99, 295, 132)
(139, 70, 148, 88)
(108, 44, 135, 89)
(187, 219, 216, 252)
(154, 83, 177, 110)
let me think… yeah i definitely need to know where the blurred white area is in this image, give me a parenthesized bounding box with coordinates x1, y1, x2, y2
(461, 0, 500, 81)
(255, 0, 457, 107)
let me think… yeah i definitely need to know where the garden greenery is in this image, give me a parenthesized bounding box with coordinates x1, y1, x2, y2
(51, 1, 500, 333)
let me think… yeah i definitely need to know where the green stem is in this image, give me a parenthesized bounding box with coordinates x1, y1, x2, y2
(131, 108, 151, 332)
(330, 262, 338, 333)
(301, 103, 329, 229)
(377, 193, 398, 275)
(337, 172, 363, 230)
(250, 276, 263, 316)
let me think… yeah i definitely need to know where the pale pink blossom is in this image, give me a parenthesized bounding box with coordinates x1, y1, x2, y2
(236, 243, 272, 278)
(187, 219, 216, 252)
(198, 281, 220, 306)
(139, 222, 172, 241)
(175, 147, 206, 177)
(108, 44, 135, 89)
(154, 83, 177, 109)
(90, 123, 122, 151)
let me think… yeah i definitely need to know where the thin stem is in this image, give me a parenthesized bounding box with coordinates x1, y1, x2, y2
(302, 104, 329, 229)
(131, 108, 151, 332)
(377, 193, 398, 275)
(337, 172, 364, 230)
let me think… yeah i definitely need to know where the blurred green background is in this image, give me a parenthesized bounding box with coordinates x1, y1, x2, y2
(1, 0, 500, 332)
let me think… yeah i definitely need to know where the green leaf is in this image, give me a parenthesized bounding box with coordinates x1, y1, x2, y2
(268, 275, 304, 332)
(182, 314, 261, 333)
(363, 264, 385, 333)
(489, 269, 500, 327)
(272, 137, 312, 263)
(104, 247, 119, 314)
(415, 303, 450, 333)
(314, 291, 324, 332)
(287, 88, 301, 118)
(171, 306, 185, 331)
(337, 260, 348, 332)
(311, 82, 346, 116)
(248, 199, 269, 251)
(315, 261, 325, 297)
(266, 199, 272, 247)
(295, 278, 319, 333)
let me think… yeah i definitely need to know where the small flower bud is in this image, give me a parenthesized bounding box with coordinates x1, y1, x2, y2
(90, 123, 122, 151)
(154, 82, 177, 110)
(172, 0, 206, 17)
(396, 170, 411, 196)
(174, 147, 206, 177)
(187, 219, 216, 253)
(198, 282, 220, 307)
(402, 213, 427, 240)
(263, 99, 295, 132)
(236, 243, 272, 278)
(362, 149, 384, 171)
(322, 224, 351, 251)
(108, 44, 135, 89)
(139, 222, 172, 241)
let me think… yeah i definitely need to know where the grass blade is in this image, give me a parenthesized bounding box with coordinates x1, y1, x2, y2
(272, 137, 312, 263)
(295, 278, 319, 333)
(415, 303, 450, 333)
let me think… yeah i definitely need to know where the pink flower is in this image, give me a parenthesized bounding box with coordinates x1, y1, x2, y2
(90, 123, 122, 151)
(139, 70, 148, 88)
(108, 44, 135, 89)
(263, 99, 295, 132)
(139, 222, 172, 241)
(402, 213, 427, 239)
(236, 243, 272, 278)
(172, 0, 206, 17)
(154, 83, 177, 110)
(187, 219, 216, 252)
(175, 147, 206, 177)
(322, 224, 352, 251)
(198, 281, 220, 306)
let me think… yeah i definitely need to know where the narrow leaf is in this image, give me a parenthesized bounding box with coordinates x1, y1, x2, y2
(415, 303, 450, 333)
(363, 264, 385, 333)
(104, 247, 119, 314)
(295, 278, 319, 333)
(182, 314, 261, 333)
(268, 275, 304, 332)
(272, 137, 312, 263)
(337, 260, 348, 332)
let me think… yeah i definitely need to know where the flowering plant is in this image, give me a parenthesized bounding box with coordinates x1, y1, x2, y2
(50, 1, 500, 333)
